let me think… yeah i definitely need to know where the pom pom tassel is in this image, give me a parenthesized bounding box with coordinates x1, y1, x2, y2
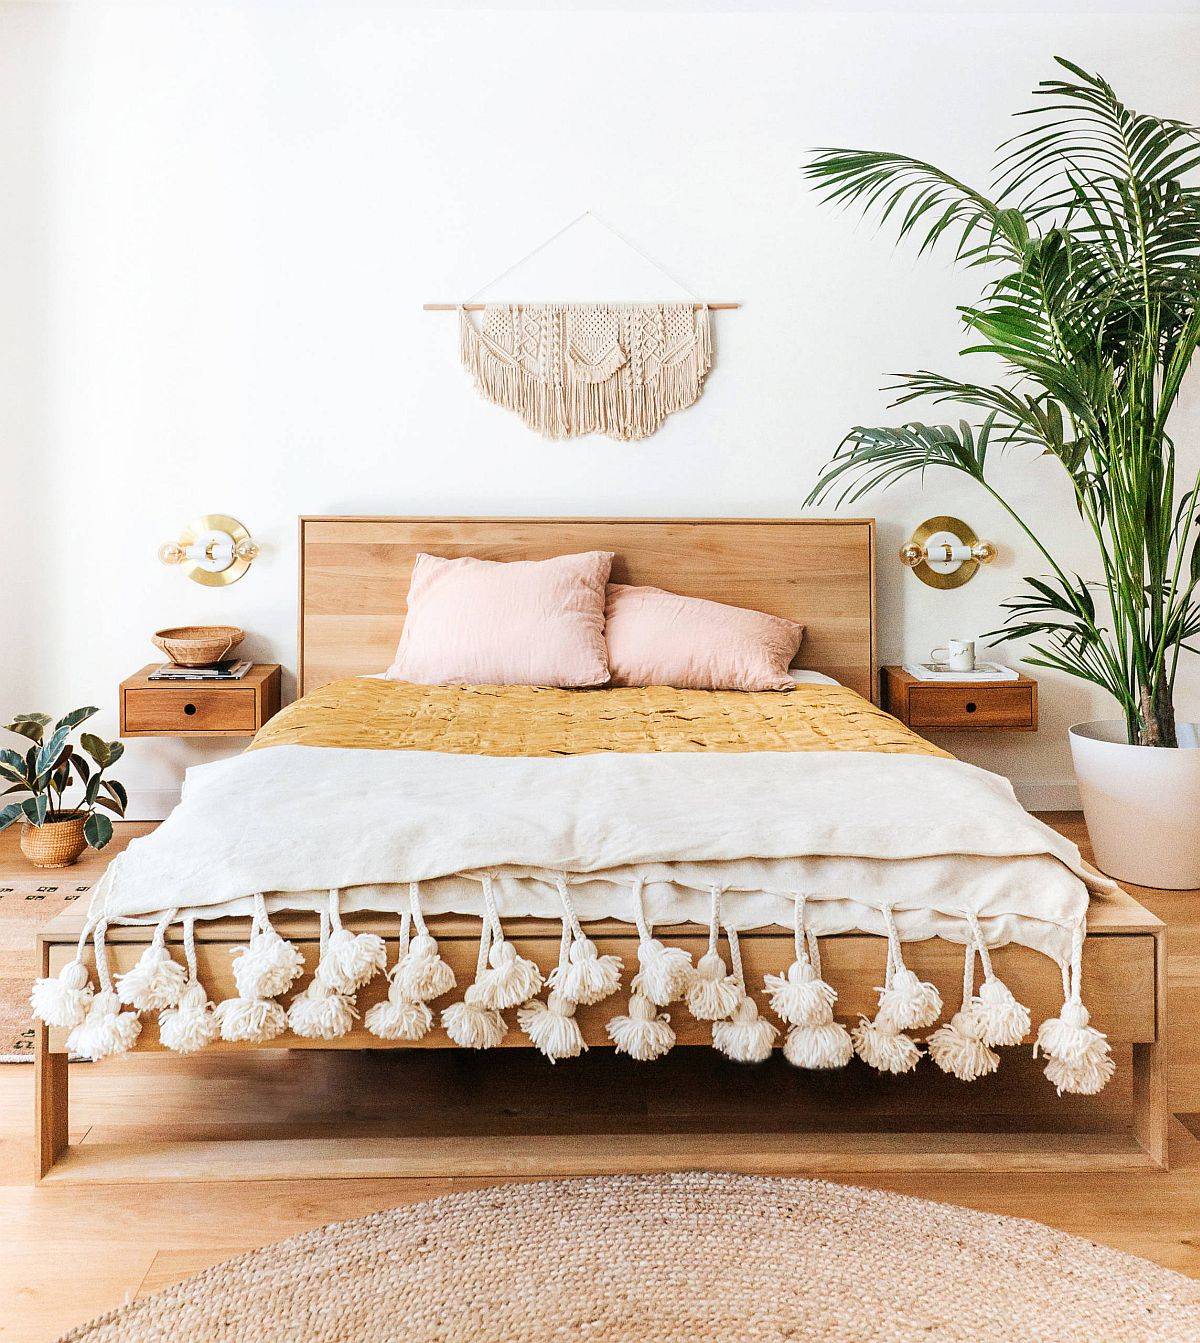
(31, 922, 94, 1029)
(116, 915, 187, 1011)
(319, 889, 387, 995)
(549, 876, 622, 1006)
(443, 987, 507, 1049)
(1034, 928, 1115, 1096)
(851, 1016, 921, 1074)
(784, 1020, 854, 1069)
(441, 915, 508, 1048)
(929, 1009, 999, 1082)
(63, 924, 141, 1061)
(230, 894, 305, 1000)
(874, 907, 942, 1030)
(288, 977, 358, 1040)
(365, 903, 435, 1041)
(607, 992, 675, 1061)
(767, 897, 839, 1028)
(215, 995, 287, 1043)
(472, 875, 543, 1009)
(159, 919, 218, 1054)
(159, 982, 219, 1054)
(686, 888, 741, 1022)
(962, 916, 1031, 1047)
(629, 875, 693, 1006)
(713, 995, 777, 1063)
(519, 990, 586, 1063)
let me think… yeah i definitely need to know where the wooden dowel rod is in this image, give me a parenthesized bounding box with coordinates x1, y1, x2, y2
(423, 302, 741, 312)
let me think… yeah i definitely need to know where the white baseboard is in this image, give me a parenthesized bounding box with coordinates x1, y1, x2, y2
(127, 782, 1082, 823)
(125, 789, 182, 822)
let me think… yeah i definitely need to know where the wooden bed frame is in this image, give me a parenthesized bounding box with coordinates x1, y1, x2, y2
(34, 517, 1167, 1180)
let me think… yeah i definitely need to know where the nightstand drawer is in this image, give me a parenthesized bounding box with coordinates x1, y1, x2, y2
(122, 686, 259, 734)
(907, 684, 1035, 730)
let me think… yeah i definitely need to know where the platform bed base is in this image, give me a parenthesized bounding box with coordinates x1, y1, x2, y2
(35, 895, 1168, 1180)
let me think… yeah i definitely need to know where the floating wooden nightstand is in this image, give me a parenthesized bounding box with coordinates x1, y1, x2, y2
(119, 664, 281, 738)
(880, 666, 1037, 732)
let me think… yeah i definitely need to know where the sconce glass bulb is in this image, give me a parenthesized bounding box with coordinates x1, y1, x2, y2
(972, 540, 998, 565)
(233, 537, 260, 562)
(899, 542, 924, 568)
(158, 541, 185, 566)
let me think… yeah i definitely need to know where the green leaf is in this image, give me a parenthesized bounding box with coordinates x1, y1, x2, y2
(101, 778, 128, 814)
(0, 749, 27, 784)
(6, 717, 49, 744)
(35, 726, 71, 781)
(79, 733, 110, 768)
(54, 706, 98, 734)
(0, 803, 22, 833)
(94, 796, 125, 816)
(104, 741, 124, 767)
(71, 750, 91, 786)
(22, 795, 47, 826)
(84, 812, 113, 850)
(84, 775, 101, 807)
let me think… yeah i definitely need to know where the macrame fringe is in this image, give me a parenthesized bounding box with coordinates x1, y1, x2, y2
(459, 304, 712, 442)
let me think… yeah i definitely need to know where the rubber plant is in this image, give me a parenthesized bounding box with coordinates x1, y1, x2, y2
(0, 708, 126, 848)
(804, 58, 1200, 746)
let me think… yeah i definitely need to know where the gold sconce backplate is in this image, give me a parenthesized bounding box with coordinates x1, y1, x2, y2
(179, 514, 256, 587)
(905, 515, 985, 590)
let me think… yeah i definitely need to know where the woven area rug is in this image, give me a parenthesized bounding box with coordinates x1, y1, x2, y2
(59, 1172, 1200, 1342)
(0, 875, 92, 1061)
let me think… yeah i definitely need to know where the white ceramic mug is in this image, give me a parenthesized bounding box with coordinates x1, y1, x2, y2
(931, 638, 976, 671)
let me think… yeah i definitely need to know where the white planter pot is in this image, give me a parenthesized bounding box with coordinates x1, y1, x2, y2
(1069, 719, 1200, 889)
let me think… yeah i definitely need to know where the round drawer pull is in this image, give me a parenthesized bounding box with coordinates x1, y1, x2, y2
(183, 703, 198, 716)
(965, 701, 978, 713)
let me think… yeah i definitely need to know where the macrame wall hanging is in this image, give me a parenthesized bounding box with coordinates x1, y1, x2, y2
(425, 211, 738, 442)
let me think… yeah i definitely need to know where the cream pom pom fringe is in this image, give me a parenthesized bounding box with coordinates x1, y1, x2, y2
(158, 918, 219, 1054)
(1034, 925, 1115, 1096)
(519, 920, 587, 1062)
(685, 887, 742, 1022)
(65, 922, 142, 1061)
(711, 926, 777, 1063)
(772, 897, 853, 1070)
(29, 887, 1109, 1094)
(441, 913, 508, 1049)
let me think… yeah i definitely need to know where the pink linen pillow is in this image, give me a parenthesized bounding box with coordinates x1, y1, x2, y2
(386, 550, 614, 687)
(604, 584, 804, 691)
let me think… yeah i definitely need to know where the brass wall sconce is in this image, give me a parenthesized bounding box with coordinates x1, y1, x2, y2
(900, 516, 996, 589)
(158, 514, 260, 587)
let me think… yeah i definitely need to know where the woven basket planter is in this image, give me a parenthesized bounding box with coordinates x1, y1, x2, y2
(21, 812, 88, 868)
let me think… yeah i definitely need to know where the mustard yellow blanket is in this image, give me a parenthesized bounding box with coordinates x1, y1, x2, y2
(251, 678, 949, 759)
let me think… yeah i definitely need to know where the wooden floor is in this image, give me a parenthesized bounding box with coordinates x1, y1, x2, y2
(2, 814, 1199, 1342)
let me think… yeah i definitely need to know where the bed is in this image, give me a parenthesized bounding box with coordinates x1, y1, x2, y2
(33, 517, 1167, 1179)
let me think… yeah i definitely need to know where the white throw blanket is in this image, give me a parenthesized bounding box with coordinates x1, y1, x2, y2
(32, 744, 1116, 1094)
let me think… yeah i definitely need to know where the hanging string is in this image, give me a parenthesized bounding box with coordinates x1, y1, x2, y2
(465, 208, 705, 305)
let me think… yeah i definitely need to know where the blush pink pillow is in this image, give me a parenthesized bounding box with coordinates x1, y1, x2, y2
(604, 584, 804, 691)
(386, 551, 614, 687)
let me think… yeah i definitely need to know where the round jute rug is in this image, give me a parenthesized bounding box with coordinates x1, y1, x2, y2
(60, 1172, 1200, 1343)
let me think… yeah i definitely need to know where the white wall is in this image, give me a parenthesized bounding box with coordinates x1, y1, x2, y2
(2, 1, 1198, 815)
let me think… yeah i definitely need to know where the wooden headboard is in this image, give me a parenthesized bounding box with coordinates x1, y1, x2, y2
(298, 517, 877, 702)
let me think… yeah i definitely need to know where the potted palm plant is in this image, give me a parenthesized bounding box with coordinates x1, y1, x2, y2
(804, 59, 1200, 888)
(0, 708, 126, 867)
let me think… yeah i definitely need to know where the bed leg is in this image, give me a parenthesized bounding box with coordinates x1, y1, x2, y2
(34, 937, 70, 1182)
(35, 1024, 69, 1182)
(1131, 926, 1169, 1168)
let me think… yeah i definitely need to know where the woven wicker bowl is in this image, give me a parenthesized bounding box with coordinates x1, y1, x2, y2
(20, 813, 88, 868)
(152, 625, 245, 667)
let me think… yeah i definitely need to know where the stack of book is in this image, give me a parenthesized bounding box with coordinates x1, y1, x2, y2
(148, 660, 253, 682)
